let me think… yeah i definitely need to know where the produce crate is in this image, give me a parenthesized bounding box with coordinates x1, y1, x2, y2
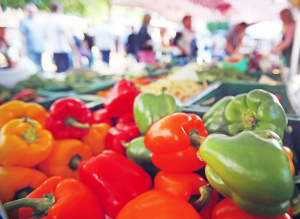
(182, 81, 296, 115)
(246, 71, 283, 82)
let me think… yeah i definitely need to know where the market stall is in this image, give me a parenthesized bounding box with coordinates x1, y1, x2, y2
(0, 0, 300, 219)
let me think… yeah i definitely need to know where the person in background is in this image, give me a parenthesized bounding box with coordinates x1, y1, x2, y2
(44, 1, 80, 73)
(173, 15, 197, 59)
(225, 22, 247, 56)
(94, 21, 114, 64)
(271, 8, 296, 67)
(19, 3, 44, 72)
(126, 26, 138, 60)
(138, 14, 153, 52)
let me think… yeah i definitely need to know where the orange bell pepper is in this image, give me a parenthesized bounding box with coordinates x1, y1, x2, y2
(81, 123, 111, 156)
(283, 146, 295, 175)
(0, 100, 47, 130)
(0, 166, 48, 204)
(38, 139, 92, 180)
(0, 118, 53, 167)
(116, 190, 203, 219)
(154, 171, 219, 219)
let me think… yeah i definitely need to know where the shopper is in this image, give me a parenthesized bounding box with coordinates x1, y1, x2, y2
(225, 22, 247, 56)
(271, 8, 296, 67)
(173, 15, 197, 59)
(137, 14, 156, 63)
(94, 21, 114, 64)
(19, 3, 45, 73)
(126, 26, 138, 60)
(44, 1, 80, 73)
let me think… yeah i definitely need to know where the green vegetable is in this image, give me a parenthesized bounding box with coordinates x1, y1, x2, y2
(133, 89, 181, 135)
(198, 130, 294, 218)
(203, 89, 287, 139)
(126, 136, 160, 177)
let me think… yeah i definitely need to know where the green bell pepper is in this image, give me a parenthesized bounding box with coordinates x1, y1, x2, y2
(133, 90, 181, 135)
(203, 89, 287, 139)
(198, 130, 294, 218)
(126, 136, 160, 178)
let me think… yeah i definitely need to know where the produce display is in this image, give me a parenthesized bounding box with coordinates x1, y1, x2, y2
(0, 73, 299, 219)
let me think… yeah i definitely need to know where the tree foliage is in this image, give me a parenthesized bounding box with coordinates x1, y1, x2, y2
(1, 0, 109, 21)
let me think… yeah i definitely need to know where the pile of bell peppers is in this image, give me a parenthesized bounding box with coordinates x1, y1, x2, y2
(0, 86, 299, 219)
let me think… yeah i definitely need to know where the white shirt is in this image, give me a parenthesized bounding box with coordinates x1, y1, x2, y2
(177, 27, 196, 55)
(94, 22, 114, 51)
(44, 13, 72, 53)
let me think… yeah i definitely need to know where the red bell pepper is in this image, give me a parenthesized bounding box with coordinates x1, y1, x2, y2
(4, 176, 105, 219)
(46, 97, 92, 139)
(116, 190, 203, 219)
(78, 150, 152, 218)
(154, 170, 219, 219)
(144, 112, 208, 172)
(212, 199, 292, 219)
(91, 108, 114, 126)
(105, 112, 141, 155)
(103, 78, 141, 118)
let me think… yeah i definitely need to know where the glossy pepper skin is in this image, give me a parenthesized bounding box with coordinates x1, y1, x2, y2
(154, 171, 219, 219)
(91, 108, 114, 126)
(38, 139, 92, 180)
(0, 118, 53, 167)
(13, 176, 105, 219)
(103, 78, 141, 118)
(0, 100, 47, 129)
(126, 136, 160, 178)
(198, 131, 294, 218)
(133, 90, 181, 135)
(203, 89, 287, 139)
(212, 199, 292, 219)
(144, 112, 208, 172)
(46, 97, 92, 139)
(116, 190, 203, 219)
(78, 150, 152, 218)
(105, 113, 141, 155)
(0, 166, 48, 204)
(81, 123, 111, 156)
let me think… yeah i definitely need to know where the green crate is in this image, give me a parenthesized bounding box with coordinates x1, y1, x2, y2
(246, 71, 283, 82)
(186, 81, 295, 115)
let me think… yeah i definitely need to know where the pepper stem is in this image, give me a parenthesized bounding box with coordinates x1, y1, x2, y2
(65, 117, 90, 129)
(21, 117, 39, 143)
(242, 109, 257, 129)
(68, 154, 82, 171)
(162, 87, 167, 94)
(190, 184, 213, 211)
(189, 129, 205, 150)
(4, 193, 55, 219)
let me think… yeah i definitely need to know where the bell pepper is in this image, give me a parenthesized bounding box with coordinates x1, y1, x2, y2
(133, 89, 181, 135)
(198, 130, 294, 218)
(154, 171, 219, 219)
(38, 139, 92, 180)
(103, 78, 141, 118)
(212, 198, 292, 219)
(11, 89, 38, 102)
(78, 150, 152, 218)
(4, 176, 105, 219)
(203, 89, 287, 139)
(105, 112, 141, 155)
(0, 100, 47, 130)
(116, 190, 203, 219)
(144, 112, 208, 172)
(81, 123, 111, 156)
(91, 108, 114, 126)
(0, 118, 53, 167)
(46, 97, 92, 139)
(126, 136, 160, 177)
(0, 166, 48, 204)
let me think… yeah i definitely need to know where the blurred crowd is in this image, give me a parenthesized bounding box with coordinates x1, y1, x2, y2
(0, 1, 296, 75)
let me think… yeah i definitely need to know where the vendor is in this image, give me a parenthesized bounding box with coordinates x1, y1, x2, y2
(271, 8, 296, 67)
(225, 22, 247, 56)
